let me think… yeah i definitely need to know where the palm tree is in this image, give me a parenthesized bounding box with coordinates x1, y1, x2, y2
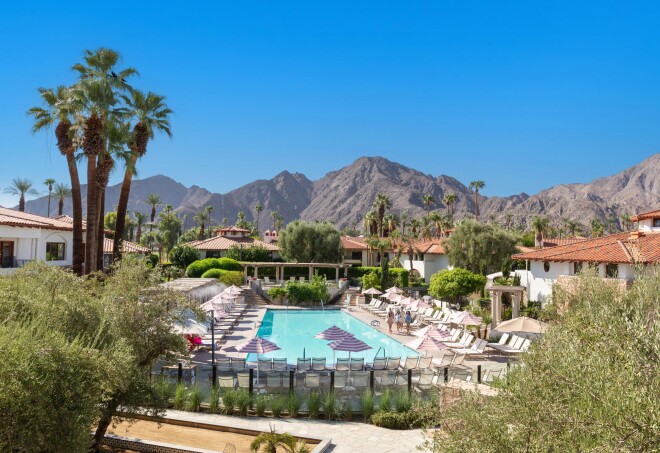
(372, 193, 392, 237)
(53, 183, 71, 216)
(469, 181, 485, 221)
(270, 210, 278, 230)
(4, 178, 38, 212)
(254, 203, 263, 235)
(113, 90, 172, 261)
(620, 213, 632, 232)
(504, 212, 513, 231)
(72, 48, 137, 275)
(273, 212, 284, 232)
(400, 212, 409, 236)
(531, 216, 549, 247)
(383, 213, 398, 237)
(420, 216, 433, 241)
(194, 210, 210, 240)
(43, 178, 56, 217)
(236, 211, 247, 229)
(134, 212, 146, 243)
(590, 219, 604, 238)
(250, 426, 299, 453)
(145, 194, 162, 230)
(28, 85, 84, 275)
(422, 194, 435, 214)
(442, 193, 457, 225)
(363, 210, 378, 235)
(366, 236, 381, 267)
(428, 211, 443, 239)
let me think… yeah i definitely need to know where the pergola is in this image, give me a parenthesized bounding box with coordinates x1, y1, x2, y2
(488, 285, 526, 330)
(239, 262, 351, 283)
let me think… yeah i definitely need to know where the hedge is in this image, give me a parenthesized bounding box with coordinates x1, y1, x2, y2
(348, 267, 409, 288)
(186, 257, 242, 277)
(370, 410, 423, 429)
(201, 268, 224, 279)
(200, 269, 244, 286)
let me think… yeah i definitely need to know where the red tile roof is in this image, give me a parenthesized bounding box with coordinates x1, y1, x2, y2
(412, 240, 446, 255)
(185, 236, 279, 252)
(631, 209, 660, 222)
(0, 207, 76, 230)
(102, 238, 150, 254)
(542, 237, 589, 247)
(512, 231, 660, 264)
(217, 226, 252, 234)
(341, 236, 368, 250)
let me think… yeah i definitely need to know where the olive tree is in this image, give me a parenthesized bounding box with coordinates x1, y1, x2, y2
(444, 220, 518, 275)
(278, 220, 343, 263)
(428, 268, 486, 304)
(424, 267, 660, 451)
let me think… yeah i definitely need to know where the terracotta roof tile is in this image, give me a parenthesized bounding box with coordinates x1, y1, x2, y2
(631, 209, 660, 222)
(341, 236, 368, 250)
(512, 231, 660, 264)
(102, 238, 150, 254)
(0, 207, 76, 230)
(185, 236, 278, 252)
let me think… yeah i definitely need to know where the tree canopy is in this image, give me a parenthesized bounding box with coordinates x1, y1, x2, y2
(427, 267, 660, 451)
(444, 220, 518, 275)
(278, 220, 343, 263)
(428, 268, 486, 303)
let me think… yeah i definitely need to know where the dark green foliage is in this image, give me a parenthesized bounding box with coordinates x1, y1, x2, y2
(169, 245, 200, 269)
(370, 410, 422, 429)
(360, 391, 375, 421)
(307, 392, 322, 418)
(185, 385, 203, 412)
(269, 395, 287, 417)
(186, 257, 242, 277)
(323, 392, 338, 420)
(287, 393, 301, 417)
(201, 268, 224, 278)
(222, 389, 236, 414)
(279, 220, 343, 263)
(225, 244, 272, 262)
(349, 266, 409, 288)
(284, 275, 329, 304)
(145, 253, 160, 267)
(235, 389, 252, 415)
(429, 268, 486, 303)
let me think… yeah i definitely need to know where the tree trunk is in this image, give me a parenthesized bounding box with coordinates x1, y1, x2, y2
(19, 195, 25, 212)
(475, 191, 479, 221)
(89, 395, 120, 452)
(96, 189, 105, 272)
(58, 199, 64, 216)
(85, 156, 98, 274)
(66, 152, 84, 276)
(113, 152, 138, 262)
(47, 194, 51, 217)
(136, 223, 142, 243)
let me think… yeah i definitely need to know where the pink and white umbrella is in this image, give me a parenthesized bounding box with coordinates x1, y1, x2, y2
(413, 325, 453, 340)
(362, 287, 383, 295)
(328, 336, 372, 377)
(315, 325, 353, 341)
(199, 300, 231, 318)
(451, 311, 483, 326)
(406, 335, 449, 356)
(225, 285, 244, 295)
(388, 293, 403, 303)
(400, 296, 417, 306)
(385, 286, 403, 294)
(234, 337, 281, 380)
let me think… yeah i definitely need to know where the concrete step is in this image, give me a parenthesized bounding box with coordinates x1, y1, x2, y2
(241, 287, 269, 306)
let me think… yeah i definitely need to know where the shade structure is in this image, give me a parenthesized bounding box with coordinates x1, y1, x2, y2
(363, 287, 383, 295)
(314, 325, 353, 341)
(451, 311, 483, 326)
(172, 318, 208, 336)
(494, 316, 547, 334)
(387, 293, 403, 303)
(225, 285, 244, 295)
(400, 296, 416, 306)
(413, 325, 452, 340)
(406, 335, 449, 355)
(235, 337, 281, 354)
(199, 300, 230, 317)
(208, 293, 236, 304)
(328, 336, 372, 353)
(385, 286, 403, 294)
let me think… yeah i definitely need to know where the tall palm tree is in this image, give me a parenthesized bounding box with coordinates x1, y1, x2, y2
(531, 216, 549, 247)
(134, 212, 146, 243)
(469, 181, 485, 221)
(273, 212, 284, 232)
(372, 193, 392, 237)
(400, 212, 409, 236)
(72, 48, 137, 274)
(43, 178, 56, 217)
(4, 179, 38, 212)
(254, 203, 263, 234)
(590, 219, 604, 238)
(620, 213, 631, 232)
(113, 90, 172, 261)
(236, 211, 247, 229)
(145, 194, 162, 230)
(442, 193, 457, 225)
(28, 85, 84, 275)
(383, 213, 398, 237)
(363, 210, 378, 235)
(428, 211, 443, 239)
(53, 183, 71, 216)
(422, 194, 435, 214)
(420, 216, 433, 241)
(194, 210, 210, 240)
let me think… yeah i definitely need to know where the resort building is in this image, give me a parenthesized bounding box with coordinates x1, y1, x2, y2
(512, 209, 660, 302)
(185, 226, 279, 259)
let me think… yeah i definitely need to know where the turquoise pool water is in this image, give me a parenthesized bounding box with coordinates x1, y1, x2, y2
(246, 309, 419, 365)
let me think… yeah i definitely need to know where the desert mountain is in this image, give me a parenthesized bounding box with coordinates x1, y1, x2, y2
(22, 154, 660, 232)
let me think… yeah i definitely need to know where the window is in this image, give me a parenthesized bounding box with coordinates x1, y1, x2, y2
(605, 263, 618, 278)
(543, 261, 550, 272)
(573, 262, 583, 275)
(46, 242, 65, 261)
(653, 218, 660, 227)
(351, 251, 361, 260)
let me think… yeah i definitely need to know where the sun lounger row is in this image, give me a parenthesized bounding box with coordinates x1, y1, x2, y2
(487, 333, 531, 355)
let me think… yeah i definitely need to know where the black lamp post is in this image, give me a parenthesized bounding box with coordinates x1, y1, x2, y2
(211, 309, 217, 386)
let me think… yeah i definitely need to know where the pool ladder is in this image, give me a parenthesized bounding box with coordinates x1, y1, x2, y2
(374, 347, 386, 362)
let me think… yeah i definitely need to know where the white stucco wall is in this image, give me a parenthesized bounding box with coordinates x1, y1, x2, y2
(401, 254, 451, 281)
(638, 218, 660, 232)
(0, 226, 73, 267)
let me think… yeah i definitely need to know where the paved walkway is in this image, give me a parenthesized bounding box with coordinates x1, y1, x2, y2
(165, 409, 431, 453)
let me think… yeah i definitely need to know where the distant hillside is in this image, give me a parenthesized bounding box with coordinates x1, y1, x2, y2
(22, 154, 660, 232)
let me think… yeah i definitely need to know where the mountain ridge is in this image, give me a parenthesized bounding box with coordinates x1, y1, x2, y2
(21, 153, 660, 231)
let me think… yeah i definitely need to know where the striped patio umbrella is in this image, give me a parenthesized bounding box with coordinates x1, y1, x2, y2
(406, 335, 449, 356)
(314, 325, 353, 341)
(234, 337, 281, 380)
(385, 286, 403, 294)
(199, 300, 231, 317)
(451, 311, 483, 326)
(413, 325, 452, 340)
(363, 287, 383, 295)
(328, 336, 372, 377)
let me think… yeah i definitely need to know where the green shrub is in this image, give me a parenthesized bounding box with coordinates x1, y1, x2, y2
(236, 389, 252, 415)
(348, 267, 409, 289)
(146, 253, 160, 268)
(307, 392, 321, 418)
(285, 276, 329, 305)
(341, 399, 353, 421)
(219, 270, 244, 286)
(360, 391, 374, 421)
(185, 385, 203, 412)
(152, 377, 175, 405)
(370, 410, 421, 429)
(201, 268, 225, 279)
(174, 384, 186, 410)
(186, 257, 242, 277)
(269, 395, 286, 418)
(378, 389, 391, 412)
(255, 395, 268, 416)
(169, 245, 200, 269)
(208, 386, 221, 414)
(268, 287, 287, 304)
(393, 389, 413, 413)
(362, 272, 381, 291)
(388, 268, 409, 288)
(323, 392, 338, 420)
(287, 393, 301, 418)
(222, 389, 236, 415)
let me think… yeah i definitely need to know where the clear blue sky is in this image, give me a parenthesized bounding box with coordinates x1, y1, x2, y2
(2, 1, 660, 207)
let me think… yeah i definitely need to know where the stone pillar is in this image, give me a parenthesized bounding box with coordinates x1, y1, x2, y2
(490, 291, 499, 330)
(335, 267, 339, 284)
(512, 293, 520, 319)
(254, 266, 259, 279)
(308, 266, 313, 281)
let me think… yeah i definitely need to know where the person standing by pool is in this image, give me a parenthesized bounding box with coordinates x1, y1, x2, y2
(386, 309, 394, 333)
(394, 308, 402, 333)
(404, 310, 412, 334)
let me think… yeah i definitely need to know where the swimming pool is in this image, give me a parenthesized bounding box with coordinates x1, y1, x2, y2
(246, 309, 419, 365)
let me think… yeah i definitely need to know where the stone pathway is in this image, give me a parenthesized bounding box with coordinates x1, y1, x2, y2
(165, 410, 431, 453)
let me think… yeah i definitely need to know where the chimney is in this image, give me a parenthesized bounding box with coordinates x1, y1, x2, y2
(629, 231, 644, 240)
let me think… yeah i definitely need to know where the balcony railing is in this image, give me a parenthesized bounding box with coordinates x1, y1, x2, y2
(0, 257, 36, 269)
